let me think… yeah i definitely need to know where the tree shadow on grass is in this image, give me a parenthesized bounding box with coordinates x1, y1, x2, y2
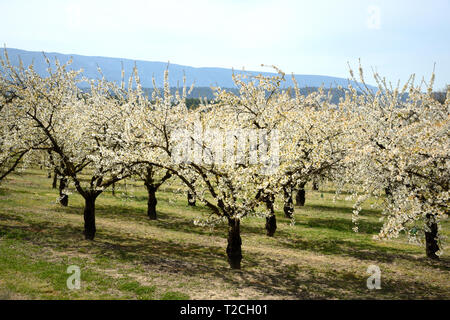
(75, 227, 450, 299)
(1, 215, 449, 299)
(0, 212, 25, 223)
(275, 235, 450, 272)
(299, 217, 382, 234)
(220, 261, 450, 299)
(17, 206, 450, 273)
(0, 217, 247, 274)
(53, 202, 225, 239)
(53, 201, 294, 240)
(51, 189, 380, 241)
(50, 202, 446, 272)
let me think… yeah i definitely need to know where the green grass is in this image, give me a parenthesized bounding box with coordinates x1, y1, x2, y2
(0, 168, 449, 299)
(161, 291, 191, 300)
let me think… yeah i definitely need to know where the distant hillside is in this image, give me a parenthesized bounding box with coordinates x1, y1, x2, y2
(1, 48, 376, 91)
(144, 87, 346, 105)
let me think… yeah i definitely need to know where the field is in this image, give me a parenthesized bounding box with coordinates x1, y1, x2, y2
(0, 169, 449, 300)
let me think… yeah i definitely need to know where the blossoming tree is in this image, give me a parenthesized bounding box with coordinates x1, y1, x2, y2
(0, 52, 136, 239)
(345, 65, 449, 259)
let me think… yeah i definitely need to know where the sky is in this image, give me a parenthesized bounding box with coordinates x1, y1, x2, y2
(1, 0, 449, 88)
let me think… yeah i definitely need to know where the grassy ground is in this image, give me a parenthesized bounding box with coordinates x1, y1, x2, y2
(0, 168, 449, 300)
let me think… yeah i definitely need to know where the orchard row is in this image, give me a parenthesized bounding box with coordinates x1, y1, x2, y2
(0, 52, 448, 268)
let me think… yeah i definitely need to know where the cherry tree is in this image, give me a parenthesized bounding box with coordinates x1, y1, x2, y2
(124, 69, 280, 268)
(117, 68, 196, 221)
(0, 51, 135, 239)
(208, 68, 353, 245)
(345, 64, 449, 259)
(172, 106, 279, 268)
(213, 67, 287, 236)
(278, 82, 353, 220)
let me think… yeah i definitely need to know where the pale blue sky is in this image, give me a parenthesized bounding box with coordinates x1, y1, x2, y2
(1, 0, 449, 88)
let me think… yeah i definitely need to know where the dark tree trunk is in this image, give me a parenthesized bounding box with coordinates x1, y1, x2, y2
(52, 171, 58, 189)
(226, 218, 242, 269)
(145, 184, 157, 220)
(425, 214, 439, 260)
(265, 214, 277, 237)
(111, 181, 116, 197)
(59, 176, 68, 206)
(187, 190, 196, 206)
(264, 195, 277, 236)
(283, 186, 294, 218)
(295, 188, 306, 206)
(143, 166, 158, 220)
(83, 195, 97, 240)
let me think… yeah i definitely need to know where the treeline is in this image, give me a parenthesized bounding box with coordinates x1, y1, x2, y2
(82, 85, 450, 107)
(145, 87, 347, 105)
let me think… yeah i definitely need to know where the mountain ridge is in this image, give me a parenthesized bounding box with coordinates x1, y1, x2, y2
(1, 47, 375, 90)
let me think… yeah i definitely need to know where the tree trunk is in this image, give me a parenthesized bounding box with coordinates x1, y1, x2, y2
(83, 195, 97, 240)
(52, 171, 58, 189)
(425, 214, 439, 260)
(187, 190, 196, 206)
(264, 196, 277, 236)
(283, 186, 294, 218)
(226, 218, 242, 269)
(111, 181, 116, 197)
(295, 188, 306, 206)
(59, 176, 69, 206)
(265, 214, 277, 237)
(145, 184, 157, 220)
